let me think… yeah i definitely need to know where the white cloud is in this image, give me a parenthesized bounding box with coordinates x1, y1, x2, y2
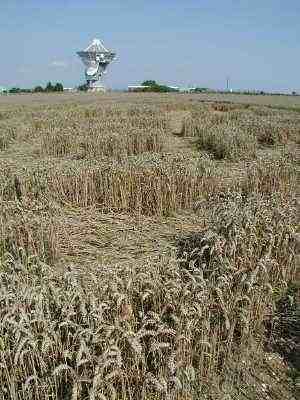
(50, 60, 68, 68)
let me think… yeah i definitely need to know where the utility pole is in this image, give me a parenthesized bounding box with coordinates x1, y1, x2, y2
(226, 76, 230, 92)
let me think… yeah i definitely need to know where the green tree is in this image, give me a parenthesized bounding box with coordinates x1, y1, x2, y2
(142, 80, 157, 87)
(45, 82, 54, 92)
(54, 83, 64, 92)
(78, 83, 88, 92)
(140, 80, 176, 93)
(34, 86, 44, 93)
(9, 87, 21, 94)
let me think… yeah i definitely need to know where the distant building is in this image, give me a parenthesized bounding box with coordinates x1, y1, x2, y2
(169, 86, 180, 92)
(190, 88, 210, 93)
(179, 87, 196, 93)
(128, 85, 150, 92)
(0, 86, 7, 94)
(63, 87, 76, 92)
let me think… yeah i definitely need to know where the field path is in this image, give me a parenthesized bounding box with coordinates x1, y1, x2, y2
(165, 110, 198, 155)
(168, 110, 190, 135)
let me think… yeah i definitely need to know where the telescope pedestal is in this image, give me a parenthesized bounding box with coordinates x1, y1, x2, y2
(88, 86, 106, 93)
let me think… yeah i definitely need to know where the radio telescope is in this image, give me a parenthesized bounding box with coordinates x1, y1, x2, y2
(77, 38, 116, 92)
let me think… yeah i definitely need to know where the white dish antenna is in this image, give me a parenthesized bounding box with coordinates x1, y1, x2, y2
(77, 38, 116, 91)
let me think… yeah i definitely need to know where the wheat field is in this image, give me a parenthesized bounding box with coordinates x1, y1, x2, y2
(0, 93, 299, 400)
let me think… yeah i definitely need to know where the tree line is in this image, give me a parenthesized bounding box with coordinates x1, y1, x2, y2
(132, 81, 210, 93)
(7, 82, 64, 94)
(139, 80, 178, 93)
(33, 82, 64, 93)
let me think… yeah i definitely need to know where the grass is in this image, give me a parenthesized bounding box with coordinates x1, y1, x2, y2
(0, 94, 299, 399)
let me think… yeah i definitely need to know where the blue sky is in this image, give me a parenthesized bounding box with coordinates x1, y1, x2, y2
(1, 0, 299, 92)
